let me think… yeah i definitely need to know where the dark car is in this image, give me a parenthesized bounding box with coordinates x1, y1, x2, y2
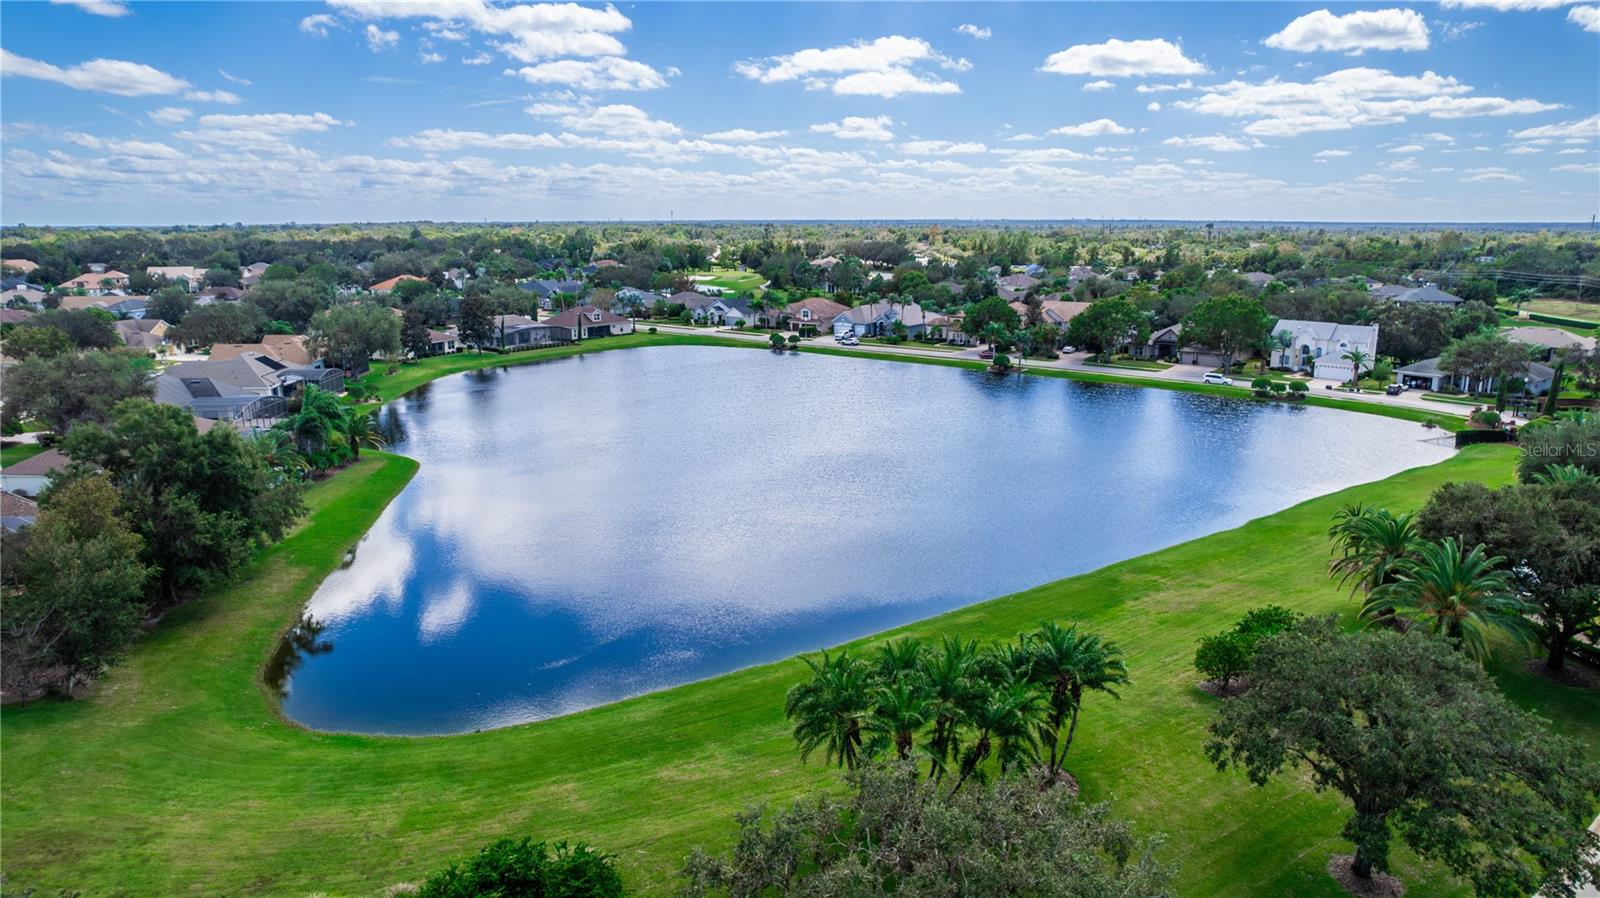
(979, 348, 995, 360)
(1385, 383, 1406, 395)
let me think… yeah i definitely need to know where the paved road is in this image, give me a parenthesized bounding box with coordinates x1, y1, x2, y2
(650, 323, 1475, 422)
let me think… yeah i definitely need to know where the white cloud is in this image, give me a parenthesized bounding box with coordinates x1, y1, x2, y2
(1570, 5, 1600, 29)
(176, 111, 350, 151)
(49, 0, 129, 17)
(420, 51, 445, 64)
(1460, 166, 1522, 181)
(1439, 0, 1575, 9)
(954, 23, 991, 40)
(735, 36, 965, 97)
(1557, 147, 1588, 154)
(1313, 148, 1352, 157)
(217, 68, 251, 86)
(1507, 145, 1543, 154)
(62, 132, 184, 159)
(1175, 67, 1561, 137)
(300, 13, 338, 36)
(1082, 79, 1115, 92)
(1146, 101, 1162, 111)
(1509, 115, 1599, 140)
(1554, 162, 1600, 173)
(365, 23, 400, 52)
(1162, 134, 1262, 151)
(184, 89, 242, 104)
(508, 56, 668, 91)
(525, 102, 680, 137)
(1388, 143, 1424, 152)
(899, 139, 988, 155)
(327, 0, 633, 62)
(0, 49, 190, 96)
(1136, 80, 1194, 93)
(390, 129, 564, 151)
(1263, 8, 1430, 54)
(148, 106, 192, 124)
(1039, 38, 1206, 77)
(1050, 118, 1134, 137)
(703, 128, 787, 141)
(463, 51, 493, 65)
(811, 115, 895, 141)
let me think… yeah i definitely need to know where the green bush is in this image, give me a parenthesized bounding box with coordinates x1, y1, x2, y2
(1287, 380, 1309, 398)
(1234, 605, 1298, 642)
(647, 326, 657, 334)
(417, 838, 622, 898)
(1194, 632, 1252, 690)
(991, 353, 1012, 371)
(1251, 376, 1274, 397)
(1472, 409, 1502, 426)
(768, 333, 786, 349)
(1269, 380, 1287, 394)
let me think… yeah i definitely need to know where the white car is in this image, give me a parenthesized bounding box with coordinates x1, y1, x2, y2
(1202, 373, 1234, 386)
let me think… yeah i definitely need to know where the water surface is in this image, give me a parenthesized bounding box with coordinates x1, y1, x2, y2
(280, 346, 1452, 734)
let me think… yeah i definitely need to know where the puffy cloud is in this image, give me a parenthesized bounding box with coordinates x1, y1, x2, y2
(1439, 0, 1574, 9)
(1312, 148, 1352, 157)
(300, 13, 338, 35)
(1570, 5, 1600, 29)
(1135, 80, 1194, 93)
(0, 49, 190, 97)
(1388, 143, 1425, 152)
(1553, 162, 1600, 173)
(420, 51, 445, 64)
(463, 51, 493, 65)
(1175, 66, 1560, 136)
(703, 128, 787, 141)
(526, 102, 680, 137)
(735, 36, 965, 97)
(147, 106, 193, 124)
(176, 111, 350, 151)
(1459, 166, 1522, 181)
(1082, 79, 1115, 92)
(327, 0, 633, 62)
(1050, 118, 1133, 136)
(184, 89, 242, 104)
(1039, 38, 1205, 77)
(1508, 115, 1599, 140)
(508, 56, 668, 90)
(1263, 8, 1430, 54)
(48, 0, 129, 17)
(364, 23, 400, 51)
(954, 23, 991, 40)
(1146, 101, 1161, 111)
(810, 115, 896, 141)
(899, 139, 988, 155)
(1162, 134, 1262, 151)
(389, 129, 564, 151)
(1507, 145, 1543, 154)
(62, 132, 185, 159)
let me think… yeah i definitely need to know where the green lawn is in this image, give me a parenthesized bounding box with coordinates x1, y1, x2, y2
(1516, 299, 1600, 323)
(686, 267, 766, 293)
(4, 442, 1593, 898)
(0, 442, 46, 467)
(1083, 357, 1175, 371)
(858, 337, 963, 352)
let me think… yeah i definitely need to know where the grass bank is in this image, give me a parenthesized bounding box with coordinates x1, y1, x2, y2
(4, 444, 1593, 898)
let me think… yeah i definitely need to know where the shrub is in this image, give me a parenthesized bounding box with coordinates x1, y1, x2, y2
(1287, 380, 1309, 398)
(1250, 376, 1274, 397)
(991, 353, 1012, 371)
(1472, 409, 1502, 427)
(1269, 380, 1288, 395)
(417, 838, 622, 898)
(768, 333, 786, 350)
(1194, 632, 1252, 691)
(647, 326, 657, 334)
(1234, 605, 1298, 642)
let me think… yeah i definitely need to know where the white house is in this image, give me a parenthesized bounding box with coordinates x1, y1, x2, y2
(0, 448, 69, 498)
(832, 301, 932, 338)
(1397, 357, 1556, 395)
(1270, 319, 1380, 381)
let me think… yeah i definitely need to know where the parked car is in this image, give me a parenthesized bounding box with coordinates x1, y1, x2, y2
(1385, 383, 1407, 395)
(1202, 373, 1233, 386)
(1060, 345, 1077, 353)
(979, 348, 996, 360)
(839, 335, 859, 346)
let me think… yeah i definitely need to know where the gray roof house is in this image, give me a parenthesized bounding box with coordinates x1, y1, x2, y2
(156, 353, 339, 425)
(687, 295, 752, 326)
(832, 301, 933, 337)
(485, 314, 562, 351)
(1396, 356, 1556, 395)
(1389, 284, 1464, 307)
(1268, 319, 1380, 381)
(0, 448, 70, 499)
(517, 278, 586, 309)
(1, 490, 39, 532)
(1242, 271, 1275, 289)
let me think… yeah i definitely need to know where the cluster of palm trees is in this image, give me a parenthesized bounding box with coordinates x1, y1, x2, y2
(1328, 503, 1529, 663)
(255, 384, 387, 477)
(784, 622, 1128, 791)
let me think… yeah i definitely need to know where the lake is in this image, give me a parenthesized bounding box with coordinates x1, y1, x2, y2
(276, 346, 1454, 735)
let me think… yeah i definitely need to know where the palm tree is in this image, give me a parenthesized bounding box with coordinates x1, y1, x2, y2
(284, 385, 346, 457)
(343, 408, 386, 461)
(1272, 329, 1294, 370)
(1025, 623, 1128, 774)
(951, 680, 1043, 792)
(784, 650, 874, 770)
(1342, 348, 1371, 389)
(1531, 463, 1599, 486)
(873, 638, 925, 685)
(918, 636, 980, 781)
(1327, 503, 1424, 598)
(865, 678, 932, 761)
(1366, 537, 1531, 664)
(253, 430, 310, 479)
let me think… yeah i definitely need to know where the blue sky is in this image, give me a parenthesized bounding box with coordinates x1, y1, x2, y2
(1, 0, 1596, 224)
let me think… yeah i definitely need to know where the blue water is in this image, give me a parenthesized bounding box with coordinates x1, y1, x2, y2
(277, 346, 1453, 735)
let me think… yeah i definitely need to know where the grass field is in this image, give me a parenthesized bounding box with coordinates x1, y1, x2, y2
(1083, 357, 1175, 371)
(0, 441, 46, 467)
(4, 440, 1594, 898)
(686, 267, 767, 293)
(1518, 299, 1600, 323)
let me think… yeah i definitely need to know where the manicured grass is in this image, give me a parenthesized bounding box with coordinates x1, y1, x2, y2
(858, 337, 962, 352)
(686, 268, 766, 293)
(1422, 392, 1488, 407)
(4, 443, 1594, 898)
(1083, 357, 1174, 371)
(1516, 299, 1600, 323)
(0, 442, 46, 467)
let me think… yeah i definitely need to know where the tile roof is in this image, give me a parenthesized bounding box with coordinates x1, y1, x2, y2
(0, 447, 70, 477)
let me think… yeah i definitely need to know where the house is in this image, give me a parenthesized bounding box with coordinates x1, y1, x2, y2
(687, 295, 752, 326)
(832, 301, 933, 338)
(1036, 300, 1091, 331)
(115, 318, 171, 354)
(485, 315, 562, 351)
(776, 297, 848, 334)
(1241, 271, 1275, 289)
(810, 256, 841, 271)
(157, 354, 340, 424)
(543, 305, 635, 340)
(1067, 265, 1096, 284)
(196, 286, 243, 304)
(0, 448, 69, 498)
(1130, 324, 1186, 361)
(59, 270, 129, 295)
(929, 312, 972, 345)
(0, 309, 35, 325)
(426, 328, 459, 355)
(240, 262, 269, 288)
(209, 334, 318, 367)
(100, 297, 148, 319)
(1368, 283, 1410, 301)
(1502, 326, 1597, 360)
(369, 274, 428, 296)
(442, 268, 469, 290)
(1, 288, 47, 308)
(1389, 284, 1464, 307)
(666, 290, 706, 310)
(1, 490, 38, 532)
(146, 265, 208, 290)
(1268, 319, 1380, 381)
(997, 273, 1041, 293)
(1397, 356, 1555, 395)
(2, 259, 39, 275)
(614, 286, 665, 312)
(517, 278, 586, 309)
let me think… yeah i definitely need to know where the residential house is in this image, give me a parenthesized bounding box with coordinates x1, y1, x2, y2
(1388, 284, 1464, 307)
(517, 278, 586, 309)
(485, 314, 562, 351)
(1502, 326, 1597, 360)
(1, 490, 39, 532)
(775, 297, 848, 334)
(0, 309, 35, 325)
(59, 270, 129, 295)
(240, 262, 269, 288)
(209, 334, 319, 367)
(666, 290, 706, 311)
(543, 305, 635, 340)
(1241, 271, 1275, 290)
(1396, 356, 1555, 395)
(442, 267, 469, 290)
(147, 265, 208, 290)
(1035, 299, 1091, 332)
(0, 448, 69, 498)
(1067, 265, 1096, 285)
(929, 312, 971, 345)
(1129, 324, 1189, 362)
(1269, 319, 1380, 381)
(426, 328, 459, 355)
(115, 318, 171, 355)
(2, 259, 39, 275)
(810, 256, 841, 271)
(687, 295, 752, 326)
(369, 274, 428, 296)
(196, 286, 244, 304)
(1, 288, 47, 308)
(832, 301, 933, 338)
(157, 353, 340, 425)
(996, 273, 1041, 303)
(614, 286, 665, 312)
(100, 297, 148, 319)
